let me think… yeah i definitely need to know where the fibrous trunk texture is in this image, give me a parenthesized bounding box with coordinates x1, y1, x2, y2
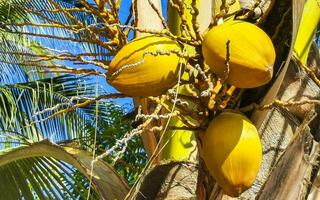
(136, 162, 199, 200)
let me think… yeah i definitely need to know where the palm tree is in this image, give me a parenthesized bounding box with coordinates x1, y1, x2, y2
(0, 0, 319, 199)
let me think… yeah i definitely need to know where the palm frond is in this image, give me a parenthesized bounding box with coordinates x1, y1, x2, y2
(0, 156, 100, 199)
(0, 0, 111, 83)
(0, 33, 32, 83)
(0, 140, 129, 199)
(1, 0, 110, 53)
(0, 75, 108, 143)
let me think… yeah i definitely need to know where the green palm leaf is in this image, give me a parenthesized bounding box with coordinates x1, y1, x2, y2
(0, 140, 130, 199)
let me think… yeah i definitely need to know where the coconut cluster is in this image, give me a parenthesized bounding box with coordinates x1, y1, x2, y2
(107, 20, 275, 197)
(108, 20, 275, 96)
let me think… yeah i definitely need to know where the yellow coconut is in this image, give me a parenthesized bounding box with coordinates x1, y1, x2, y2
(202, 20, 276, 88)
(108, 35, 183, 97)
(201, 111, 262, 197)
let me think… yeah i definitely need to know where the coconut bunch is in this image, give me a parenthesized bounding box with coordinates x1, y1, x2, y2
(106, 0, 320, 197)
(108, 20, 275, 95)
(104, 0, 281, 197)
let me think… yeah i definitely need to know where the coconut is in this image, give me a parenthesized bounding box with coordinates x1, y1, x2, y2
(108, 35, 183, 97)
(202, 20, 276, 88)
(201, 111, 262, 197)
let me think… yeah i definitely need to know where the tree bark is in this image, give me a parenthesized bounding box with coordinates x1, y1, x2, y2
(136, 162, 198, 200)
